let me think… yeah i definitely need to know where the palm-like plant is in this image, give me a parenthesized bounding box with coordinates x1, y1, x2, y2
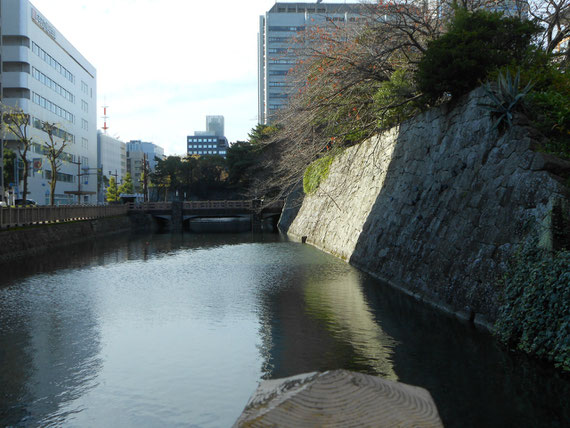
(480, 69, 534, 130)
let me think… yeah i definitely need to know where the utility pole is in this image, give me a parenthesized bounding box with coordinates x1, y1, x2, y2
(142, 153, 149, 202)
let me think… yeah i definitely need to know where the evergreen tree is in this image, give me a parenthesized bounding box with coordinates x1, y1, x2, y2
(118, 172, 134, 195)
(106, 176, 119, 202)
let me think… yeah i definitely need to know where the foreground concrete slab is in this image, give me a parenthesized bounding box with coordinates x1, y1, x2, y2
(234, 370, 443, 427)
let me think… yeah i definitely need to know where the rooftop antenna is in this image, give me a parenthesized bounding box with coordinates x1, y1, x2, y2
(102, 105, 109, 134)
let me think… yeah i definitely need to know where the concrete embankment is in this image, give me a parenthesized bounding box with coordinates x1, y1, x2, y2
(280, 87, 570, 328)
(0, 215, 134, 263)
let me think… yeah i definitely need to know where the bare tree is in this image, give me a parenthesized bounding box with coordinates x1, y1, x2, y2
(42, 122, 68, 206)
(1, 105, 33, 203)
(253, 0, 547, 203)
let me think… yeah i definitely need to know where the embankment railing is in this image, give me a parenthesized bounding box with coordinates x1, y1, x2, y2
(0, 205, 129, 229)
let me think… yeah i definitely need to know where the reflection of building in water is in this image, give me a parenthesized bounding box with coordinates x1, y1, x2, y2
(256, 265, 397, 380)
(0, 277, 102, 426)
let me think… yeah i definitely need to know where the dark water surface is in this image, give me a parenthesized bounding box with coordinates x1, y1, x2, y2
(0, 233, 568, 427)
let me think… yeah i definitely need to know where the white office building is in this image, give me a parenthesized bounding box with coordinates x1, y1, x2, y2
(1, 0, 97, 204)
(258, 2, 364, 124)
(97, 131, 126, 203)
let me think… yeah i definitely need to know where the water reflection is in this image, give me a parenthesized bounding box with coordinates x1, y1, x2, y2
(0, 233, 568, 427)
(0, 273, 102, 426)
(304, 270, 397, 380)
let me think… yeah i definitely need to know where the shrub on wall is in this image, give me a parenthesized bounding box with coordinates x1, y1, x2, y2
(416, 8, 540, 103)
(494, 240, 570, 372)
(303, 149, 343, 195)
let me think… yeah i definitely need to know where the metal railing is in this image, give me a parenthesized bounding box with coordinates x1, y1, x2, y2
(0, 204, 129, 229)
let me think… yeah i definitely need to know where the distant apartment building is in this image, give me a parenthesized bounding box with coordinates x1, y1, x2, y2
(187, 115, 229, 157)
(1, 0, 97, 204)
(97, 131, 126, 203)
(258, 2, 364, 124)
(126, 140, 164, 191)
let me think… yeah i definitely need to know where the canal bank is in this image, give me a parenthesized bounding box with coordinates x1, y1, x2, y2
(0, 215, 132, 263)
(280, 87, 569, 325)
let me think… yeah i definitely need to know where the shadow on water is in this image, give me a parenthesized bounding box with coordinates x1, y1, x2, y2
(359, 274, 570, 428)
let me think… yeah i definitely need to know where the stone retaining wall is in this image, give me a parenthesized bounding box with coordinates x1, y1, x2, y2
(281, 87, 570, 326)
(0, 215, 133, 263)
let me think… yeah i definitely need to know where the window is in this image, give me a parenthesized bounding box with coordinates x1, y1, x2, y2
(31, 92, 74, 123)
(82, 137, 88, 149)
(81, 119, 88, 131)
(268, 26, 305, 32)
(31, 67, 74, 102)
(81, 100, 88, 113)
(81, 81, 89, 94)
(31, 42, 74, 83)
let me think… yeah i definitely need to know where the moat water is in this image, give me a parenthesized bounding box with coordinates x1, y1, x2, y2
(0, 232, 568, 427)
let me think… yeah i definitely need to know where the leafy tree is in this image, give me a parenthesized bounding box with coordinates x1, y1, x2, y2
(416, 8, 541, 102)
(106, 176, 119, 202)
(118, 172, 134, 195)
(374, 69, 422, 130)
(2, 148, 15, 188)
(226, 141, 261, 188)
(1, 105, 33, 202)
(42, 122, 68, 206)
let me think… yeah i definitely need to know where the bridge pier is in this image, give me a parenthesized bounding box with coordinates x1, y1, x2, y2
(171, 201, 183, 232)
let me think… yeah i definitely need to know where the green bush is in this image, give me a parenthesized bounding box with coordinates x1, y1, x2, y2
(416, 8, 540, 102)
(303, 149, 343, 194)
(374, 69, 421, 129)
(494, 241, 570, 372)
(492, 51, 570, 160)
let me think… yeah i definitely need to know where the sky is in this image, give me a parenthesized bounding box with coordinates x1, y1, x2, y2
(29, 0, 358, 156)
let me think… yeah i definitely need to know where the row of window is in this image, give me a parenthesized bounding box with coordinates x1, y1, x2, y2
(188, 138, 220, 143)
(188, 144, 223, 149)
(269, 26, 305, 32)
(32, 42, 74, 83)
(31, 142, 74, 163)
(268, 82, 289, 87)
(269, 59, 297, 64)
(269, 93, 289, 99)
(269, 70, 289, 76)
(268, 48, 289, 54)
(277, 7, 326, 13)
(45, 170, 75, 183)
(32, 117, 75, 144)
(32, 92, 74, 123)
(32, 67, 75, 103)
(268, 36, 290, 42)
(188, 150, 227, 155)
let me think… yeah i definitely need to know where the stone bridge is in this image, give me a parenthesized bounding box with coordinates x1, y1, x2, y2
(128, 200, 284, 232)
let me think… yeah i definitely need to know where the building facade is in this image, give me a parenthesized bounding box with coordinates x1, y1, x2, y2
(1, 0, 97, 205)
(187, 115, 229, 157)
(97, 131, 126, 203)
(258, 2, 363, 124)
(126, 140, 164, 192)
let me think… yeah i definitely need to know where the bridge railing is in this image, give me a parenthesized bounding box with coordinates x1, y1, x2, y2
(128, 200, 284, 211)
(0, 205, 129, 229)
(128, 202, 171, 211)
